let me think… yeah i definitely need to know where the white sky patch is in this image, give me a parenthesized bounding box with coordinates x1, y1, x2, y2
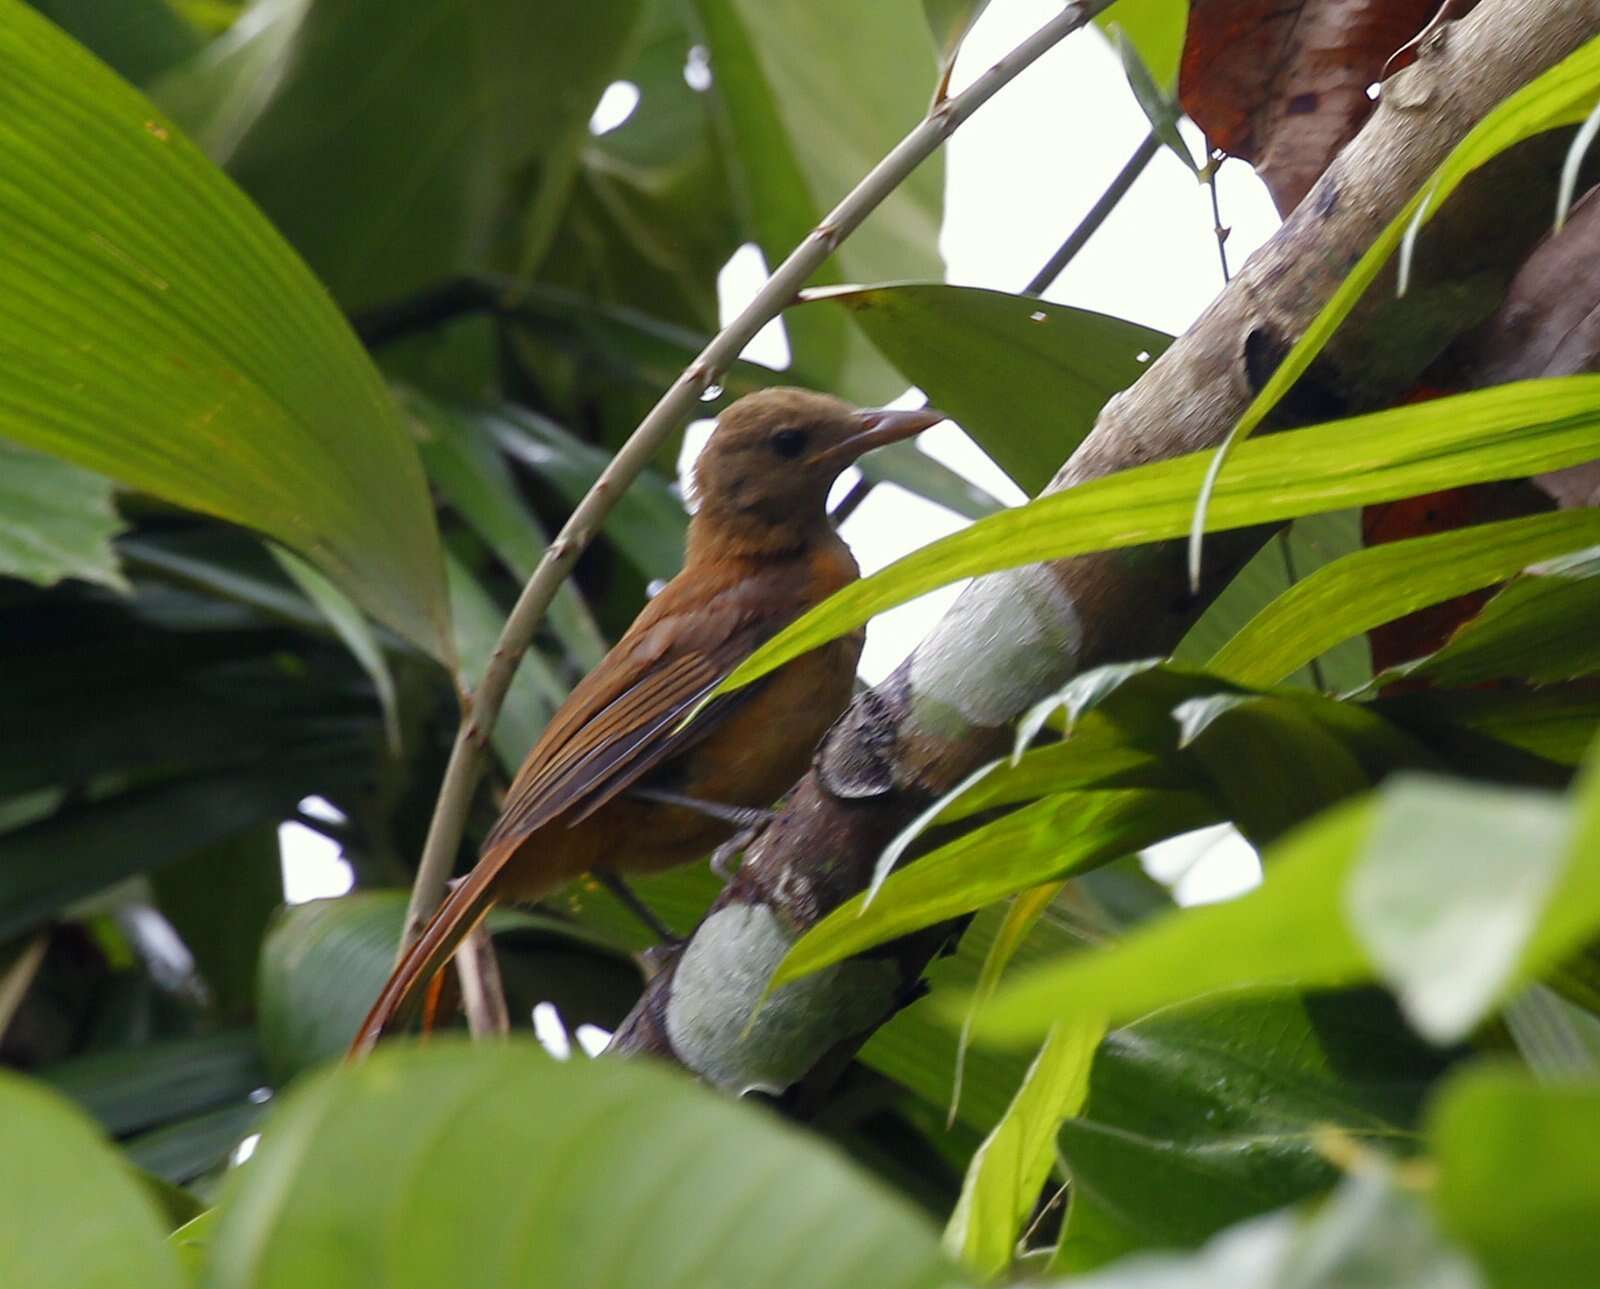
(278, 796, 353, 904)
(589, 80, 640, 135)
(1143, 823, 1264, 904)
(717, 243, 792, 369)
(575, 1024, 612, 1057)
(533, 1001, 573, 1060)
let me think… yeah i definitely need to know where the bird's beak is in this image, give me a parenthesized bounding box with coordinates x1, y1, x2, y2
(807, 406, 947, 467)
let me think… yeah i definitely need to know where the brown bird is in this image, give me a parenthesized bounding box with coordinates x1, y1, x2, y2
(350, 388, 943, 1054)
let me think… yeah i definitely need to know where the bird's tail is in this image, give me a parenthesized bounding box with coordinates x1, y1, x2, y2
(346, 859, 505, 1060)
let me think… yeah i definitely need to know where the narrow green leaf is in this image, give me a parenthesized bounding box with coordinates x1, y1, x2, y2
(1430, 1068, 1600, 1289)
(1094, 0, 1186, 91)
(0, 1072, 184, 1288)
(0, 1, 452, 659)
(0, 440, 126, 591)
(1505, 985, 1600, 1079)
(718, 377, 1600, 698)
(944, 1014, 1104, 1279)
(408, 394, 608, 669)
(273, 546, 401, 754)
(40, 1031, 266, 1138)
(812, 285, 1170, 495)
(203, 1043, 957, 1289)
(856, 439, 1005, 520)
(923, 0, 992, 79)
(445, 551, 566, 774)
(693, 0, 943, 402)
(1211, 510, 1600, 688)
(0, 769, 312, 941)
(965, 800, 1375, 1046)
(772, 789, 1218, 989)
(1175, 512, 1367, 692)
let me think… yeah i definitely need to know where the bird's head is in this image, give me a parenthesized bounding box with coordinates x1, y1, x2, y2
(689, 387, 944, 553)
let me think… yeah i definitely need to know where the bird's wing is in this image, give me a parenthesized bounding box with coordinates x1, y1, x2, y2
(480, 583, 776, 856)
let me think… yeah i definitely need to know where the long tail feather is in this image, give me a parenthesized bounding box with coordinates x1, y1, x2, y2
(346, 860, 505, 1059)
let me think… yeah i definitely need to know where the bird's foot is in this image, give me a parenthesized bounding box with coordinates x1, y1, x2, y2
(709, 822, 767, 883)
(629, 786, 777, 832)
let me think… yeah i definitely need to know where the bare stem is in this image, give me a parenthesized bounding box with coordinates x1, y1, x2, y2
(396, 0, 1117, 958)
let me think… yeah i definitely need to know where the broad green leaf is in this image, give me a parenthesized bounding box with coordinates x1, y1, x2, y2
(772, 789, 1218, 989)
(1346, 777, 1574, 1043)
(1175, 513, 1366, 692)
(273, 545, 401, 754)
(0, 1, 452, 659)
(1187, 34, 1600, 574)
(1095, 0, 1186, 91)
(1211, 511, 1600, 689)
(0, 440, 126, 591)
(1053, 992, 1448, 1271)
(1380, 546, 1600, 689)
(0, 1072, 184, 1288)
(944, 1014, 1104, 1279)
(1430, 1068, 1600, 1289)
(811, 285, 1170, 495)
(964, 800, 1376, 1046)
(857, 439, 1006, 520)
(163, 0, 646, 311)
(203, 1043, 958, 1289)
(717, 377, 1600, 697)
(171, 1208, 218, 1280)
(40, 1031, 266, 1138)
(693, 0, 943, 402)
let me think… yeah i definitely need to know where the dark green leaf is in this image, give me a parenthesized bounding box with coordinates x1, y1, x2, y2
(40, 1031, 266, 1137)
(814, 285, 1170, 495)
(1054, 992, 1449, 1270)
(1381, 546, 1600, 688)
(162, 0, 646, 312)
(27, 0, 201, 84)
(124, 1099, 265, 1186)
(150, 826, 283, 1019)
(0, 769, 315, 941)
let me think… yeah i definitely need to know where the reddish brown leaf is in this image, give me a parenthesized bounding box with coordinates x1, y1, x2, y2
(1179, 0, 1451, 214)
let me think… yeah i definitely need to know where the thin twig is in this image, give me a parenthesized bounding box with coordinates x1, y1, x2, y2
(456, 924, 511, 1037)
(395, 0, 1118, 959)
(0, 932, 48, 1045)
(1206, 152, 1232, 284)
(1024, 130, 1161, 295)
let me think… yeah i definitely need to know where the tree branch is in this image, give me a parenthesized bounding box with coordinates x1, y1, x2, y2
(610, 0, 1600, 1081)
(396, 0, 1121, 958)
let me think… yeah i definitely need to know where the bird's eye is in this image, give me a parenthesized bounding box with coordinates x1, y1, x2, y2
(771, 427, 809, 458)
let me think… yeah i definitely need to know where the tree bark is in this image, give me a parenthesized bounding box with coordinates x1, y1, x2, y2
(611, 0, 1600, 1087)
